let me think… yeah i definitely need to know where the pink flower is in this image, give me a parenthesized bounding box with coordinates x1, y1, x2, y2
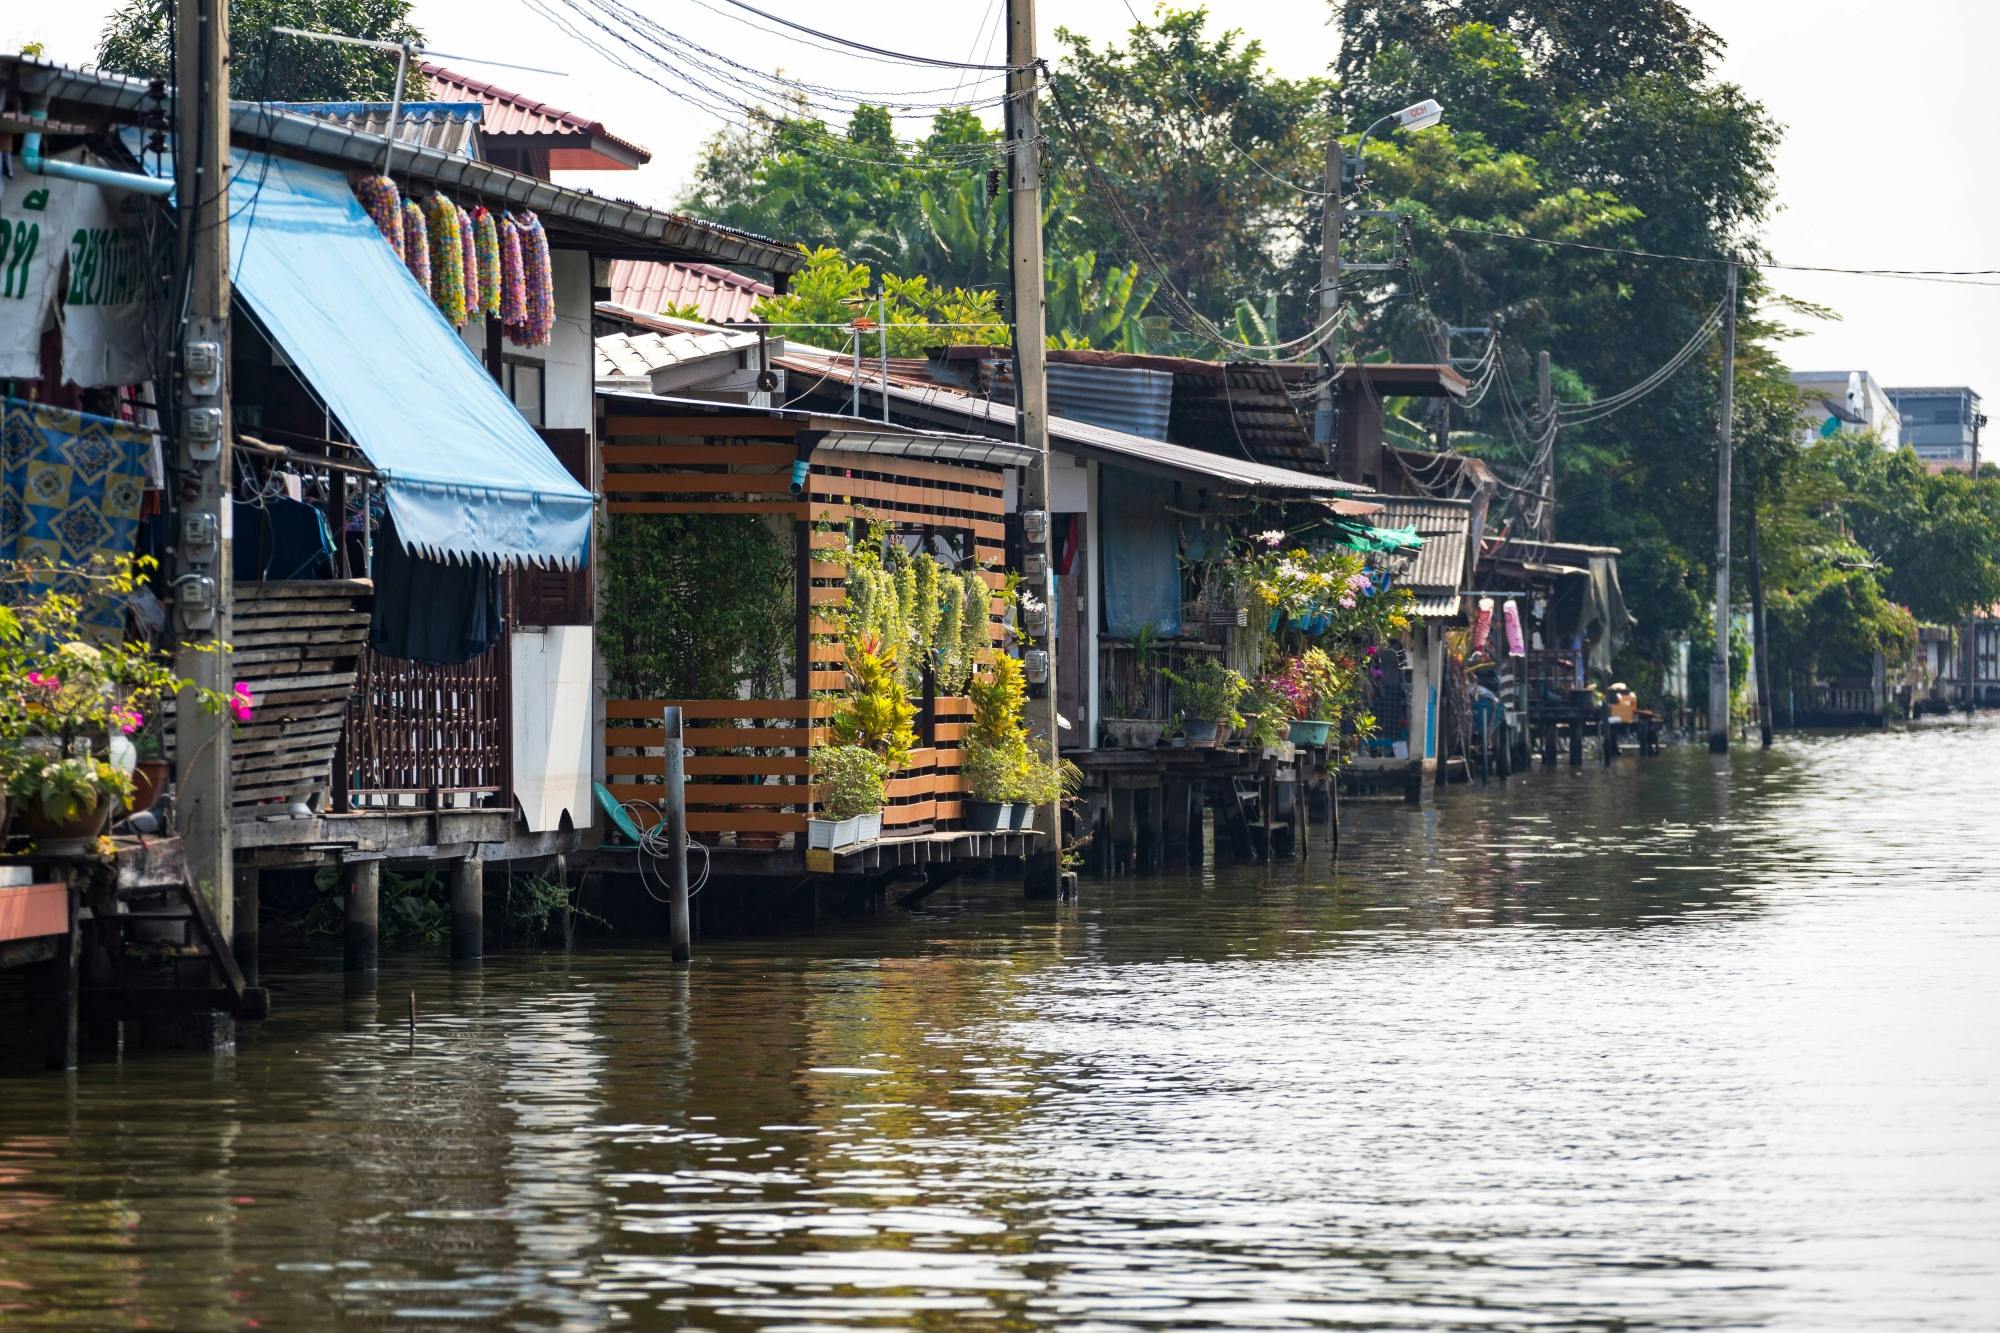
(229, 681, 256, 723)
(112, 706, 144, 735)
(25, 671, 58, 691)
(1338, 595, 1358, 610)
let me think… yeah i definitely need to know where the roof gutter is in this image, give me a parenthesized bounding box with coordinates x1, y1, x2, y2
(14, 59, 802, 275)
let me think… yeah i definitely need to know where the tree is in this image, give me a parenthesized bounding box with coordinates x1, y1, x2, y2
(1044, 8, 1333, 321)
(753, 248, 1008, 359)
(98, 0, 423, 101)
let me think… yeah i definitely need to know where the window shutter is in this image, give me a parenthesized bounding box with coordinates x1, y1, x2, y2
(512, 428, 594, 626)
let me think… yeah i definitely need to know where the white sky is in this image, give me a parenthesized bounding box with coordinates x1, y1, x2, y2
(10, 0, 1998, 393)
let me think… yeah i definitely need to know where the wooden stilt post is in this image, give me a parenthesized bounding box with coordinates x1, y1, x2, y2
(451, 858, 483, 962)
(663, 706, 691, 963)
(343, 860, 379, 973)
(232, 865, 259, 989)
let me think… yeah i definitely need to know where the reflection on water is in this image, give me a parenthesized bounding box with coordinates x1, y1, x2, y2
(3, 721, 1997, 1330)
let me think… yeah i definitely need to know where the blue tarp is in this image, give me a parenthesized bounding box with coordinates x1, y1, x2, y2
(1100, 468, 1181, 638)
(139, 141, 593, 568)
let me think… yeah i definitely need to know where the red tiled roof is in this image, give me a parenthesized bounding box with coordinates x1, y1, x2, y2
(607, 260, 772, 323)
(420, 63, 651, 169)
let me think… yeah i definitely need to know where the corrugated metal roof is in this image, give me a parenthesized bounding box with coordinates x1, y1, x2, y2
(1047, 362, 1175, 440)
(277, 102, 482, 157)
(421, 63, 650, 169)
(595, 391, 1037, 468)
(27, 57, 806, 275)
(774, 348, 1367, 496)
(1372, 495, 1474, 617)
(607, 260, 772, 322)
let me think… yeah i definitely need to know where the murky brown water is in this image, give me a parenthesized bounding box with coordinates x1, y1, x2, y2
(3, 720, 1997, 1330)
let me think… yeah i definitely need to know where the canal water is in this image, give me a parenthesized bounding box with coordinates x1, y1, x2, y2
(2, 721, 1996, 1330)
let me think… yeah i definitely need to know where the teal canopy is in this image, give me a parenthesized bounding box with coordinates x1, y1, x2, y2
(1335, 521, 1424, 554)
(140, 141, 592, 568)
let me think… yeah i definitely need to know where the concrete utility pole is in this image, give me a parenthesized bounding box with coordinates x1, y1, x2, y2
(175, 0, 235, 922)
(1708, 260, 1738, 754)
(1964, 412, 1986, 712)
(1536, 350, 1553, 540)
(1747, 464, 1774, 748)
(1006, 0, 1062, 898)
(1312, 138, 1344, 464)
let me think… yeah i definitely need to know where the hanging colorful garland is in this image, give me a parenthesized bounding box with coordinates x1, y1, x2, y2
(497, 214, 527, 329)
(353, 175, 402, 252)
(423, 194, 467, 326)
(456, 206, 480, 319)
(504, 209, 555, 347)
(400, 198, 430, 293)
(471, 207, 501, 318)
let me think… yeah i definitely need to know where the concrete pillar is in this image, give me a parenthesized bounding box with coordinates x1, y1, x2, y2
(451, 858, 484, 962)
(343, 860, 379, 973)
(1406, 626, 1439, 805)
(232, 865, 259, 989)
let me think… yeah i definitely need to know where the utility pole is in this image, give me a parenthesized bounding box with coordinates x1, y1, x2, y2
(175, 0, 235, 926)
(1536, 350, 1553, 540)
(1708, 260, 1738, 754)
(1747, 460, 1774, 748)
(1006, 0, 1062, 898)
(1311, 138, 1344, 466)
(1963, 412, 1985, 712)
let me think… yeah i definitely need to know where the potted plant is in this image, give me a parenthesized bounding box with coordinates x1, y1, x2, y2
(964, 652, 1029, 831)
(1010, 748, 1066, 831)
(1, 558, 246, 846)
(1161, 658, 1247, 746)
(828, 634, 915, 840)
(1101, 622, 1167, 749)
(1274, 648, 1344, 745)
(808, 743, 886, 849)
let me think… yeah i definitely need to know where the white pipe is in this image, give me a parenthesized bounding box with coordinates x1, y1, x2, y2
(21, 106, 174, 196)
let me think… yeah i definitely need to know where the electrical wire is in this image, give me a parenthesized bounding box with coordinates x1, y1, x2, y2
(1444, 224, 2000, 289)
(711, 0, 1023, 71)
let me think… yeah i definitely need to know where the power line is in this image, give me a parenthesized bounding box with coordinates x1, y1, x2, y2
(711, 0, 1021, 71)
(1444, 224, 2000, 289)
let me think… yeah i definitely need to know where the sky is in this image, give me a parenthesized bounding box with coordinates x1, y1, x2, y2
(10, 0, 2000, 395)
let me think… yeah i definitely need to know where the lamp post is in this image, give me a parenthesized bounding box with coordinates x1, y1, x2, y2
(1313, 98, 1445, 468)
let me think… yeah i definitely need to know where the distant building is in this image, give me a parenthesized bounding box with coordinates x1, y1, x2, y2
(1790, 370, 1901, 448)
(1884, 386, 1984, 470)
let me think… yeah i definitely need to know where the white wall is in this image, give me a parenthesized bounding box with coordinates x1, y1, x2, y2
(459, 247, 595, 432)
(511, 624, 596, 833)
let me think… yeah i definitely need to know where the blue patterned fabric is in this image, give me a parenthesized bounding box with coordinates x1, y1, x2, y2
(0, 396, 151, 624)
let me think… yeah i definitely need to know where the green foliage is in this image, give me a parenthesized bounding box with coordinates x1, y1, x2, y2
(755, 248, 1008, 357)
(1161, 658, 1248, 727)
(810, 743, 887, 819)
(1239, 678, 1292, 749)
(98, 0, 424, 100)
(1812, 433, 2000, 626)
(830, 635, 917, 772)
(502, 874, 607, 944)
(1047, 8, 1334, 320)
(965, 653, 1033, 803)
(307, 864, 448, 949)
(835, 528, 992, 693)
(1044, 251, 1162, 353)
(599, 515, 791, 700)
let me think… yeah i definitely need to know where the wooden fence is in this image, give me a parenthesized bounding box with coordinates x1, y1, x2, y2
(598, 408, 1011, 843)
(603, 696, 973, 839)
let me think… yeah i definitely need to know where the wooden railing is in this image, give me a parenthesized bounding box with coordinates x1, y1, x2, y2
(339, 638, 511, 810)
(604, 696, 973, 841)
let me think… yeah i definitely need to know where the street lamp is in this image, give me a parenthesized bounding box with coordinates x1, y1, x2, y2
(1345, 98, 1445, 188)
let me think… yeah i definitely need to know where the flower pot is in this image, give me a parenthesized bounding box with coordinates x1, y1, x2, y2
(1102, 718, 1167, 749)
(20, 792, 110, 852)
(856, 812, 883, 843)
(130, 759, 171, 814)
(1183, 718, 1221, 745)
(807, 815, 865, 850)
(1009, 802, 1035, 831)
(964, 800, 1011, 832)
(1288, 718, 1333, 746)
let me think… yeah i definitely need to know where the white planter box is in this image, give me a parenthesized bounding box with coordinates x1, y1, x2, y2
(808, 813, 881, 850)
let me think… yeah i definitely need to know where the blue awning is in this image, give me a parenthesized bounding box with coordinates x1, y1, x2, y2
(140, 141, 592, 568)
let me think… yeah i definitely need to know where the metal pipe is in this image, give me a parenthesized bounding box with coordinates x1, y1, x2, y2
(20, 105, 175, 195)
(662, 706, 691, 963)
